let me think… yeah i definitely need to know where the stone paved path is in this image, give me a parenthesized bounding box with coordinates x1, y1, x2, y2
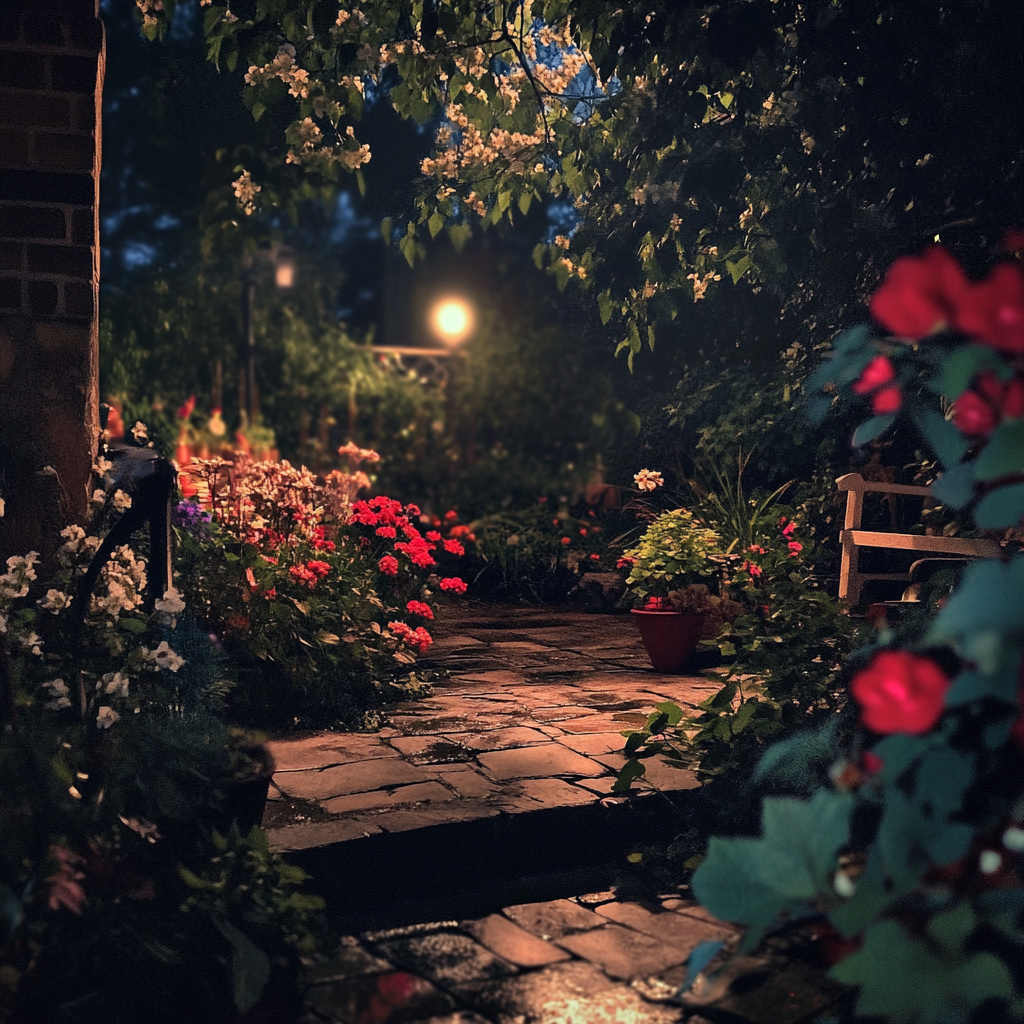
(273, 604, 850, 1024)
(263, 604, 723, 853)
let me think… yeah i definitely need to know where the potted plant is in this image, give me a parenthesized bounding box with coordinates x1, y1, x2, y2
(621, 508, 723, 671)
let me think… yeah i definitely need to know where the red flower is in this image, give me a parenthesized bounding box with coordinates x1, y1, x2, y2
(405, 504, 421, 517)
(871, 385, 902, 414)
(869, 246, 968, 339)
(439, 576, 467, 594)
(851, 650, 950, 734)
(862, 751, 884, 775)
(953, 370, 1024, 436)
(443, 538, 465, 556)
(426, 531, 442, 542)
(177, 394, 196, 420)
(852, 356, 902, 414)
(561, 536, 571, 546)
(852, 355, 896, 394)
(589, 553, 601, 561)
(579, 528, 588, 536)
(376, 526, 397, 538)
(954, 262, 1024, 353)
(444, 509, 458, 520)
(616, 556, 636, 569)
(449, 524, 471, 538)
(379, 555, 399, 576)
(787, 540, 803, 556)
(406, 600, 434, 619)
(537, 496, 548, 503)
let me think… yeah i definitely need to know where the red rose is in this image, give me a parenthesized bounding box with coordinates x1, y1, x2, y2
(953, 370, 1024, 435)
(869, 246, 968, 340)
(852, 355, 896, 394)
(954, 263, 1024, 353)
(851, 650, 950, 734)
(871, 385, 902, 414)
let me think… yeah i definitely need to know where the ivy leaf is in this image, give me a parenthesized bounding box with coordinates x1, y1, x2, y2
(929, 461, 976, 509)
(214, 917, 271, 1013)
(915, 410, 969, 469)
(831, 920, 1015, 1023)
(852, 414, 895, 446)
(974, 483, 1024, 529)
(612, 758, 646, 793)
(945, 667, 1019, 707)
(974, 420, 1024, 481)
(692, 790, 854, 949)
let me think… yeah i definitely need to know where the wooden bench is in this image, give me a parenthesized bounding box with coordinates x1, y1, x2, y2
(836, 473, 1002, 605)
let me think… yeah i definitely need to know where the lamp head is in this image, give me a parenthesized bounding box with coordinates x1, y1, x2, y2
(430, 297, 475, 348)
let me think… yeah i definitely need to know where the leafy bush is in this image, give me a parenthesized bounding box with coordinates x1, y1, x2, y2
(0, 467, 330, 1022)
(689, 243, 1024, 1022)
(621, 509, 722, 603)
(175, 445, 468, 729)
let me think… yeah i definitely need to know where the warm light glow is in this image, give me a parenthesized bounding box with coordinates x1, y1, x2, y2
(275, 261, 295, 289)
(430, 297, 475, 347)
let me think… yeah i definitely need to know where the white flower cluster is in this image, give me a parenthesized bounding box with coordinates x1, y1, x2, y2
(154, 586, 185, 627)
(244, 44, 311, 98)
(232, 170, 261, 216)
(634, 469, 665, 492)
(41, 678, 71, 710)
(88, 545, 147, 622)
(38, 588, 72, 614)
(0, 551, 39, 603)
(143, 641, 185, 673)
(687, 270, 722, 302)
(135, 0, 163, 30)
(57, 525, 101, 568)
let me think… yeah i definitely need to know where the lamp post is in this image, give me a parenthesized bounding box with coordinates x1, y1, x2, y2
(240, 246, 296, 425)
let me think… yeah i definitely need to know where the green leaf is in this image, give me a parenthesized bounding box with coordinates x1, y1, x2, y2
(251, 101, 266, 122)
(654, 701, 684, 726)
(931, 345, 1003, 400)
(930, 461, 976, 508)
(214, 917, 271, 1013)
(532, 243, 546, 269)
(831, 920, 1015, 1023)
(380, 217, 393, 244)
(597, 290, 615, 324)
(725, 254, 751, 284)
(915, 410, 969, 469)
(731, 698, 759, 734)
(119, 617, 146, 634)
(448, 222, 471, 252)
(427, 210, 445, 238)
(974, 420, 1024, 480)
(929, 556, 1024, 651)
(692, 790, 854, 949)
(612, 759, 647, 793)
(974, 483, 1024, 529)
(945, 667, 1019, 707)
(518, 191, 532, 215)
(928, 903, 976, 955)
(853, 414, 895, 446)
(914, 748, 973, 820)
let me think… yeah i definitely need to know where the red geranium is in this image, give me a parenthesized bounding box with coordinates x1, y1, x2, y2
(952, 370, 1024, 436)
(852, 355, 901, 414)
(953, 262, 1024, 354)
(378, 555, 399, 576)
(851, 650, 950, 734)
(439, 576, 467, 594)
(869, 246, 968, 340)
(406, 600, 433, 619)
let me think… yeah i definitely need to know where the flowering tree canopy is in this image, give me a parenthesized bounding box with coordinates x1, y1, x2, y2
(149, 0, 1024, 364)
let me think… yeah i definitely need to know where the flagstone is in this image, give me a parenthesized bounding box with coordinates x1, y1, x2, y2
(554, 731, 628, 755)
(595, 901, 736, 950)
(431, 769, 500, 799)
(319, 781, 457, 815)
(475, 743, 606, 781)
(555, 922, 691, 979)
(501, 899, 604, 940)
(445, 726, 551, 751)
(274, 759, 435, 800)
(460, 914, 572, 968)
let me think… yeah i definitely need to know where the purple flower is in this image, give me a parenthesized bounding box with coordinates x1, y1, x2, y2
(173, 501, 212, 540)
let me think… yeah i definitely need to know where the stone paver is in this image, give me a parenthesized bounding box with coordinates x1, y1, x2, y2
(300, 887, 848, 1024)
(264, 606, 714, 850)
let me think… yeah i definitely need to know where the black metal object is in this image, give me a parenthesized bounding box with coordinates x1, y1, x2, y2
(64, 406, 176, 640)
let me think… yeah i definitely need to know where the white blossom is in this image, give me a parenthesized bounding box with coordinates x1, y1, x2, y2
(41, 678, 71, 710)
(131, 421, 148, 442)
(113, 490, 132, 511)
(38, 589, 72, 613)
(101, 672, 130, 698)
(96, 706, 120, 729)
(144, 641, 185, 673)
(91, 489, 107, 505)
(633, 469, 665, 492)
(154, 587, 185, 615)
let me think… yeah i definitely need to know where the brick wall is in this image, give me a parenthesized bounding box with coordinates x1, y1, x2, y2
(0, 0, 103, 561)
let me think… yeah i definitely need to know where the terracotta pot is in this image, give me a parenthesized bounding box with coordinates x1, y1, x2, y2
(631, 609, 705, 672)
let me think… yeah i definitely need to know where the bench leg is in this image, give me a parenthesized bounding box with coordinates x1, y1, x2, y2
(839, 531, 861, 606)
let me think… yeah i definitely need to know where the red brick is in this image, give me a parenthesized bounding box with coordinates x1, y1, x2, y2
(70, 208, 91, 244)
(27, 243, 90, 277)
(0, 14, 21, 45)
(50, 54, 96, 93)
(0, 241, 21, 270)
(0, 52, 47, 90)
(71, 94, 94, 132)
(23, 14, 65, 47)
(0, 278, 21, 309)
(64, 18, 103, 51)
(64, 280, 92, 317)
(28, 279, 57, 314)
(0, 131, 30, 167)
(34, 132, 93, 171)
(0, 90, 72, 129)
(0, 204, 65, 239)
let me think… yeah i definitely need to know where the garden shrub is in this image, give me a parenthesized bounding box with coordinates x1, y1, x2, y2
(688, 243, 1024, 1022)
(175, 444, 468, 729)
(0, 463, 331, 1022)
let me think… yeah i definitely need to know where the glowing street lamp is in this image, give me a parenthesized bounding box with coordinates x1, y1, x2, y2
(430, 296, 475, 348)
